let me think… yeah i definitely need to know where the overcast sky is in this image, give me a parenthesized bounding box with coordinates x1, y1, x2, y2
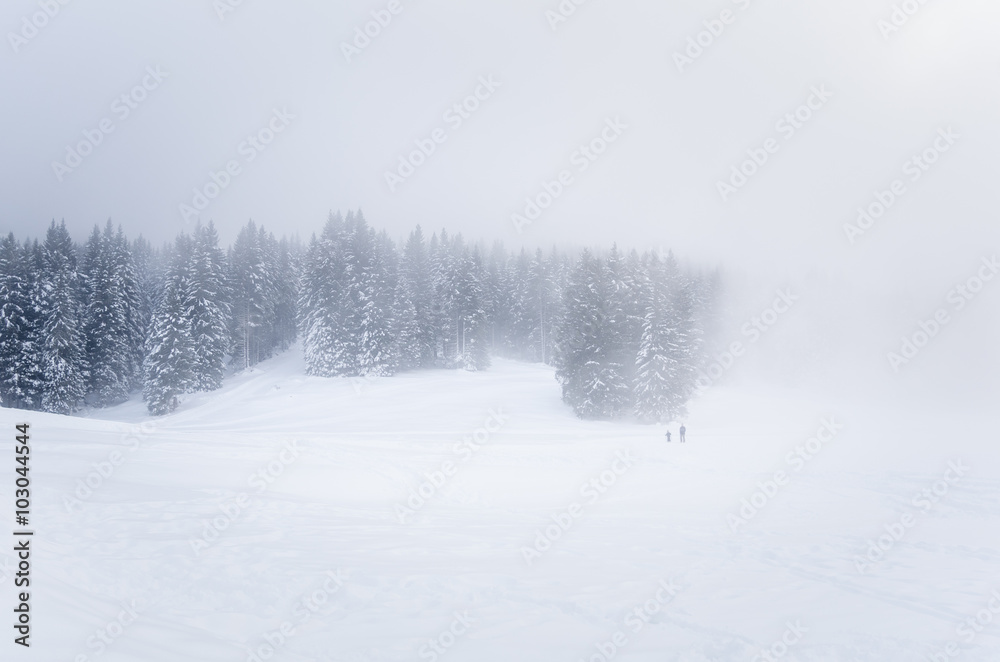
(2, 0, 998, 394)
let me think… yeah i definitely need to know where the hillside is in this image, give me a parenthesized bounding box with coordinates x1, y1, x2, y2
(1, 348, 998, 661)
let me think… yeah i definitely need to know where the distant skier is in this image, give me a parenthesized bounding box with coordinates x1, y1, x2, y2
(679, 425, 686, 443)
(665, 430, 672, 442)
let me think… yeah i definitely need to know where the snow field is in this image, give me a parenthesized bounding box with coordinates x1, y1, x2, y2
(1, 349, 998, 661)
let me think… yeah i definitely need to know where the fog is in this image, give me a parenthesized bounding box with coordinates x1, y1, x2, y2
(2, 0, 998, 397)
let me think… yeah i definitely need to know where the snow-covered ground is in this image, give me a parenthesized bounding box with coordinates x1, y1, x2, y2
(2, 348, 998, 661)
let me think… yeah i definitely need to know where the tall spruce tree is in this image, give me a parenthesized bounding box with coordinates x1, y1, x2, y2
(142, 281, 195, 415)
(188, 222, 231, 390)
(273, 236, 299, 352)
(19, 240, 47, 410)
(398, 226, 435, 369)
(633, 254, 681, 423)
(38, 221, 88, 414)
(555, 250, 609, 418)
(229, 221, 277, 370)
(82, 221, 142, 406)
(299, 213, 351, 376)
(0, 234, 31, 408)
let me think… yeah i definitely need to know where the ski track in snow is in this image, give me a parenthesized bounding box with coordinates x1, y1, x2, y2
(2, 347, 998, 661)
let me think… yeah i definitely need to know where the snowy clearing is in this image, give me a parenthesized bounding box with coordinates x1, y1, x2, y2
(2, 348, 998, 661)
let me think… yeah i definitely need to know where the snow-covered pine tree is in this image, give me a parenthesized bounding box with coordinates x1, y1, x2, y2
(111, 226, 145, 393)
(510, 249, 535, 361)
(398, 226, 435, 369)
(130, 235, 159, 355)
(456, 247, 491, 371)
(350, 213, 397, 376)
(429, 230, 458, 366)
(0, 233, 31, 408)
(664, 276, 703, 419)
(38, 221, 89, 414)
(483, 241, 512, 357)
(142, 280, 195, 415)
(298, 212, 352, 377)
(273, 236, 299, 352)
(18, 240, 47, 410)
(298, 233, 334, 376)
(544, 246, 568, 365)
(188, 222, 231, 391)
(229, 221, 277, 370)
(82, 221, 136, 407)
(597, 245, 635, 418)
(527, 248, 562, 365)
(633, 253, 682, 423)
(555, 250, 610, 418)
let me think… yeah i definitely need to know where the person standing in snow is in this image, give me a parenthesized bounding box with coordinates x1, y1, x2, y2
(679, 425, 686, 443)
(665, 430, 672, 442)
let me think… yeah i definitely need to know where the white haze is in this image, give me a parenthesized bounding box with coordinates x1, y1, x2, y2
(1, 0, 998, 399)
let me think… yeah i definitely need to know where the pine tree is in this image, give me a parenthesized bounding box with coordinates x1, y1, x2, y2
(188, 222, 231, 390)
(229, 221, 277, 370)
(456, 247, 490, 371)
(0, 234, 31, 408)
(131, 235, 159, 358)
(82, 221, 140, 407)
(112, 226, 145, 392)
(350, 213, 397, 376)
(599, 245, 638, 417)
(273, 236, 299, 351)
(398, 226, 435, 369)
(363, 230, 400, 375)
(19, 240, 47, 410)
(664, 277, 702, 419)
(484, 241, 512, 357)
(633, 254, 681, 423)
(38, 221, 88, 414)
(298, 213, 351, 377)
(142, 282, 195, 415)
(429, 230, 458, 366)
(555, 250, 608, 418)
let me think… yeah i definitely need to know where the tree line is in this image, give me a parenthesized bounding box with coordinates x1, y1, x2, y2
(0, 212, 718, 421)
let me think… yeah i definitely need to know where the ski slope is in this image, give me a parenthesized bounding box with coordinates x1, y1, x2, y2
(1, 348, 998, 661)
